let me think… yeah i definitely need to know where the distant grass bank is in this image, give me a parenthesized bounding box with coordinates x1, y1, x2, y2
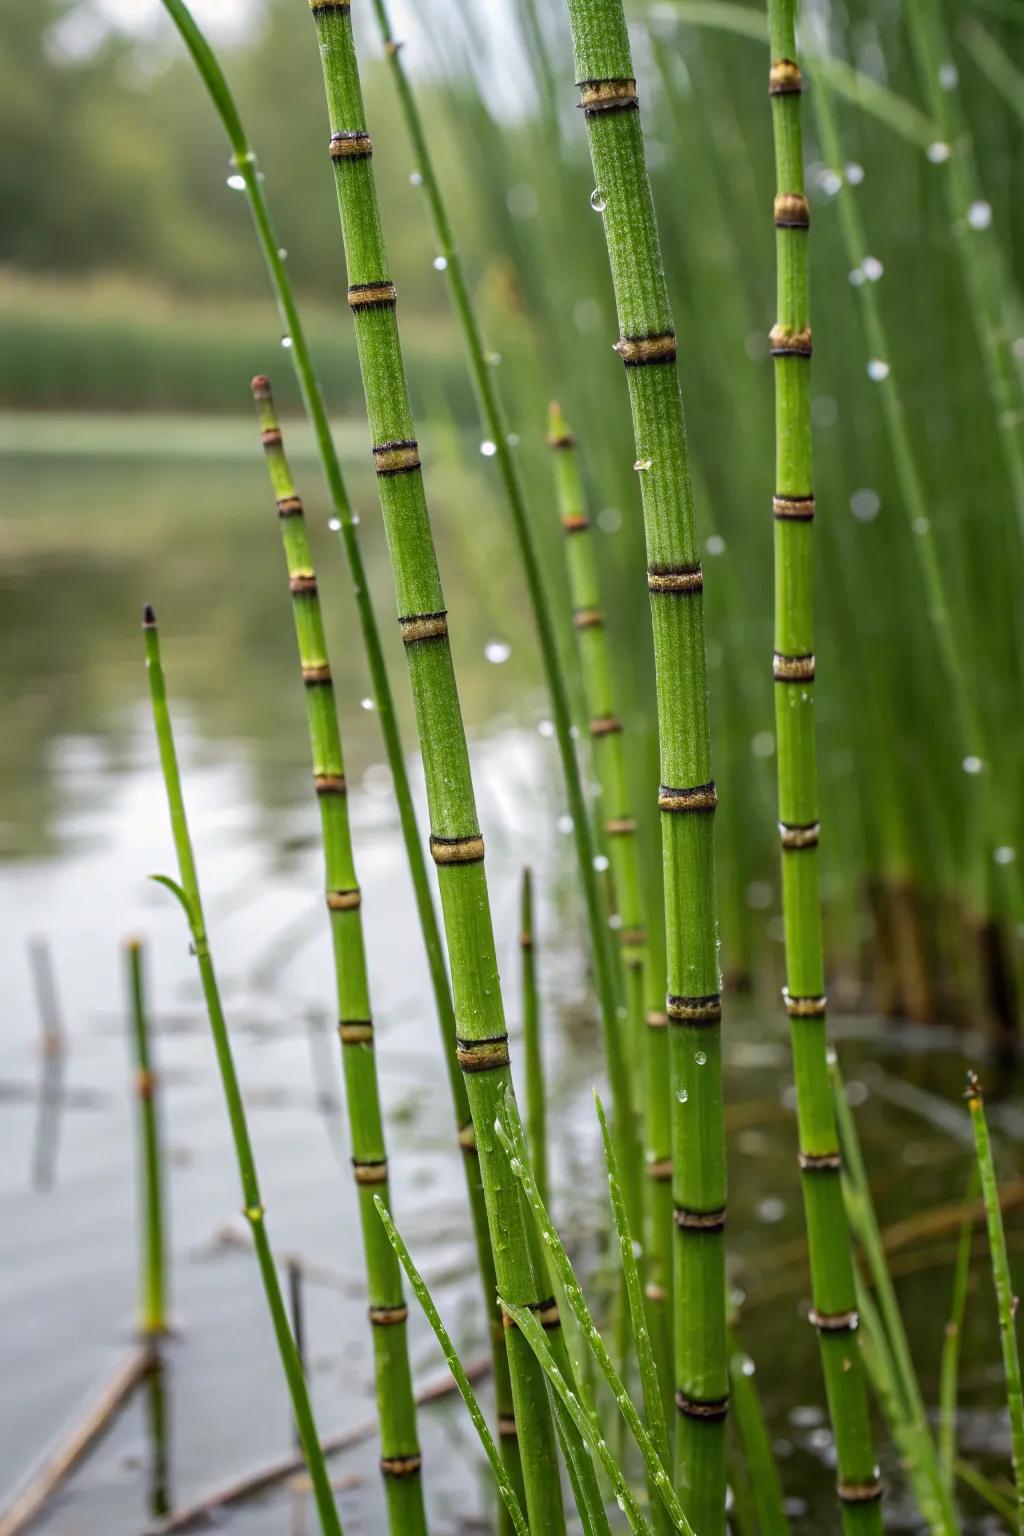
(0, 270, 471, 418)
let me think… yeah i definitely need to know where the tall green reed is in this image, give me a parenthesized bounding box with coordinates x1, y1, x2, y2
(142, 606, 344, 1536)
(125, 937, 169, 1339)
(305, 3, 564, 1526)
(251, 377, 426, 1534)
(765, 4, 882, 1529)
(562, 0, 727, 1523)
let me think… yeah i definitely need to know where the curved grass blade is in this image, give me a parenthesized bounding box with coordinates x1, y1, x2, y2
(940, 1166, 979, 1493)
(374, 1198, 528, 1536)
(727, 1337, 790, 1536)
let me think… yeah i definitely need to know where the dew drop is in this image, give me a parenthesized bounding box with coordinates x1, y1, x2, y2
(850, 487, 880, 522)
(280, 335, 293, 349)
(967, 200, 992, 231)
(866, 358, 890, 381)
(631, 1239, 642, 1258)
(226, 173, 246, 191)
(361, 697, 375, 712)
(507, 432, 520, 447)
(634, 457, 653, 473)
(676, 1087, 688, 1104)
(590, 187, 607, 213)
(432, 255, 448, 271)
(751, 730, 775, 758)
(819, 169, 842, 196)
(913, 516, 930, 534)
(844, 161, 865, 185)
(995, 846, 1017, 865)
(741, 1355, 756, 1376)
(409, 171, 423, 186)
(695, 1049, 707, 1066)
(963, 754, 984, 775)
(328, 517, 341, 532)
(927, 140, 951, 164)
(848, 267, 866, 288)
(557, 814, 574, 835)
(706, 533, 726, 556)
(593, 854, 610, 872)
(597, 506, 622, 533)
(277, 247, 288, 260)
(480, 439, 497, 457)
(862, 255, 884, 281)
(608, 912, 622, 930)
(537, 718, 555, 738)
(484, 639, 510, 664)
(938, 61, 959, 90)
(756, 1196, 786, 1224)
(487, 351, 502, 366)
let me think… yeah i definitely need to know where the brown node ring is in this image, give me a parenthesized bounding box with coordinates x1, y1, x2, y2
(783, 988, 827, 1018)
(837, 1477, 884, 1505)
(659, 781, 718, 813)
(774, 193, 811, 228)
(302, 663, 332, 687)
(646, 1157, 673, 1181)
(430, 833, 485, 866)
(810, 1307, 860, 1334)
(502, 1296, 560, 1331)
(675, 1391, 730, 1422)
(780, 821, 820, 850)
(573, 607, 604, 629)
(277, 495, 304, 518)
(578, 77, 639, 115)
(590, 715, 622, 737)
(380, 1454, 423, 1479)
(674, 1206, 727, 1233)
(399, 611, 448, 645)
(353, 1159, 388, 1186)
(260, 428, 283, 448)
(369, 1303, 408, 1327)
(327, 887, 362, 912)
(770, 324, 814, 357)
(289, 574, 318, 596)
(339, 1020, 374, 1045)
(667, 993, 722, 1024)
(799, 1150, 842, 1173)
(605, 817, 637, 836)
(330, 131, 372, 161)
(456, 1034, 511, 1074)
(547, 431, 577, 450)
(497, 1416, 518, 1439)
(372, 439, 421, 477)
(769, 58, 804, 95)
(562, 513, 590, 533)
(615, 332, 678, 367)
(457, 1120, 477, 1153)
(648, 565, 703, 595)
(315, 774, 347, 796)
(773, 494, 816, 521)
(773, 651, 816, 682)
(347, 280, 397, 311)
(645, 1009, 669, 1029)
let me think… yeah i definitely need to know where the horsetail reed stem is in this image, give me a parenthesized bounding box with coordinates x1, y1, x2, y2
(156, 10, 508, 1399)
(375, 1200, 529, 1536)
(141, 607, 344, 1536)
(939, 1167, 978, 1493)
(125, 938, 168, 1338)
(306, 10, 564, 1529)
(765, 7, 883, 1531)
(251, 378, 427, 1536)
(548, 402, 673, 1400)
(519, 867, 548, 1210)
(369, 0, 640, 1228)
(965, 1071, 1024, 1529)
(563, 2, 727, 1522)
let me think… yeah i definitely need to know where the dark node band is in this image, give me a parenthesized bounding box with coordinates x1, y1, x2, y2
(302, 663, 332, 687)
(770, 324, 813, 357)
(675, 1391, 730, 1422)
(330, 130, 372, 161)
(659, 781, 718, 813)
(646, 1282, 668, 1305)
(369, 1303, 408, 1327)
(646, 1157, 672, 1181)
(519, 931, 533, 949)
(502, 1296, 560, 1330)
(456, 1033, 510, 1074)
(547, 431, 577, 450)
(783, 988, 827, 1018)
(352, 1158, 388, 1186)
(457, 1120, 478, 1153)
(605, 816, 637, 836)
(136, 1069, 157, 1100)
(289, 574, 317, 596)
(837, 1476, 883, 1505)
(562, 513, 590, 532)
(774, 192, 810, 228)
(646, 1009, 669, 1028)
(339, 1020, 373, 1045)
(780, 821, 820, 850)
(614, 332, 678, 367)
(810, 1307, 860, 1334)
(620, 926, 646, 947)
(347, 280, 397, 310)
(799, 1149, 842, 1173)
(372, 439, 421, 476)
(590, 715, 622, 737)
(309, 0, 350, 11)
(578, 77, 639, 116)
(430, 833, 485, 866)
(315, 774, 347, 796)
(773, 651, 815, 682)
(773, 494, 816, 520)
(260, 428, 283, 449)
(498, 1415, 518, 1439)
(380, 1454, 422, 1479)
(573, 607, 604, 629)
(326, 887, 361, 912)
(675, 1206, 727, 1233)
(769, 57, 804, 94)
(277, 495, 303, 517)
(667, 993, 722, 1024)
(648, 564, 703, 595)
(399, 610, 448, 644)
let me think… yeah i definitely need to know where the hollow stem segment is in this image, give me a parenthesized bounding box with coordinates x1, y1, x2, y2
(369, 0, 640, 1230)
(548, 404, 673, 1406)
(519, 867, 548, 1211)
(125, 938, 168, 1339)
(766, 10, 883, 1532)
(562, 2, 726, 1525)
(306, 6, 564, 1529)
(251, 379, 426, 1536)
(141, 607, 344, 1536)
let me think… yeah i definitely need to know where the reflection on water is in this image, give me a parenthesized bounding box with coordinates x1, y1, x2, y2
(1, 444, 1021, 1532)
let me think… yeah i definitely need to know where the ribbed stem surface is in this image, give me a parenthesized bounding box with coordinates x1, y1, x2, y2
(562, 3, 726, 1526)
(766, 8, 883, 1532)
(307, 5, 564, 1528)
(126, 939, 168, 1338)
(253, 380, 426, 1534)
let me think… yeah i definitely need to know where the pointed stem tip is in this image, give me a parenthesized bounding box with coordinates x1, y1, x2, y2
(250, 374, 273, 399)
(142, 603, 157, 629)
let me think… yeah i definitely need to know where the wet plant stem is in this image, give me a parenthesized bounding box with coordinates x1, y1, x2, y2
(519, 867, 548, 1210)
(966, 1071, 1024, 1530)
(142, 607, 344, 1536)
(563, 1, 727, 1524)
(939, 1166, 978, 1493)
(157, 0, 511, 1467)
(306, 5, 564, 1529)
(766, 5, 883, 1531)
(125, 938, 168, 1339)
(251, 379, 426, 1536)
(370, 0, 640, 1228)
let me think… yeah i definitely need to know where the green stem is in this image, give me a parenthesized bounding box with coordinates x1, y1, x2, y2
(251, 379, 426, 1536)
(370, 0, 641, 1228)
(156, 0, 512, 1468)
(562, 2, 727, 1524)
(966, 1071, 1024, 1531)
(305, 6, 564, 1530)
(142, 607, 344, 1536)
(765, 7, 883, 1533)
(125, 937, 168, 1338)
(939, 1165, 979, 1493)
(519, 867, 549, 1211)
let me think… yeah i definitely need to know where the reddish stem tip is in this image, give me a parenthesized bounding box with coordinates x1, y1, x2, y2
(142, 603, 157, 628)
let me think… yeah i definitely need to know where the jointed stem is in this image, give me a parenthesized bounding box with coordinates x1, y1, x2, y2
(125, 938, 168, 1339)
(251, 379, 426, 1536)
(142, 609, 344, 1536)
(765, 5, 883, 1530)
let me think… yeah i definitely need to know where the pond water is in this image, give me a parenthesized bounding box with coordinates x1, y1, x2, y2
(1, 427, 1020, 1534)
